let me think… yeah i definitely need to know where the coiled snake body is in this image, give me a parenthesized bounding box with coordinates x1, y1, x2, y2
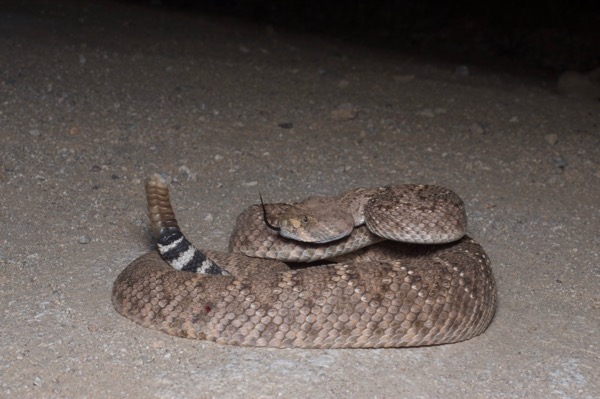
(112, 176, 496, 348)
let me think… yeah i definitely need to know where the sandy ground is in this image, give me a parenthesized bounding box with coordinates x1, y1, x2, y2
(1, 1, 599, 398)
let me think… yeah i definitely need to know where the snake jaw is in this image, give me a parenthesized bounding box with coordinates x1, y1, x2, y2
(278, 215, 354, 243)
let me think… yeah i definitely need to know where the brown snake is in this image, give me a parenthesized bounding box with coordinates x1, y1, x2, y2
(112, 175, 497, 348)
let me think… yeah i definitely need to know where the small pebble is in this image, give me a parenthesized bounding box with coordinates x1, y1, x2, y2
(545, 134, 559, 145)
(554, 156, 568, 169)
(393, 74, 415, 82)
(151, 340, 166, 349)
(334, 165, 351, 173)
(29, 129, 41, 136)
(242, 181, 257, 187)
(455, 65, 470, 76)
(337, 79, 350, 88)
(278, 122, 293, 129)
(330, 103, 358, 121)
(416, 108, 435, 118)
(214, 154, 224, 161)
(469, 122, 486, 135)
(204, 213, 214, 222)
(78, 235, 91, 244)
(417, 107, 448, 118)
(178, 165, 191, 175)
(557, 69, 600, 100)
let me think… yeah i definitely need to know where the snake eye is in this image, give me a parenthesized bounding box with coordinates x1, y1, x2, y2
(301, 216, 309, 225)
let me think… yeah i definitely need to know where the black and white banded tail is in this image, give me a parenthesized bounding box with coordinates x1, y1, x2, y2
(145, 174, 229, 276)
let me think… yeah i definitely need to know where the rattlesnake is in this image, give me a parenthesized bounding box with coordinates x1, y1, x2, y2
(112, 175, 496, 348)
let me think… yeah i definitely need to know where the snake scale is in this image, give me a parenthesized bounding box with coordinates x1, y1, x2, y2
(112, 175, 496, 348)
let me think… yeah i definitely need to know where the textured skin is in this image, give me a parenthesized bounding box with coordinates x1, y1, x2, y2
(112, 178, 497, 348)
(364, 185, 467, 243)
(258, 185, 467, 245)
(230, 204, 385, 262)
(230, 185, 467, 263)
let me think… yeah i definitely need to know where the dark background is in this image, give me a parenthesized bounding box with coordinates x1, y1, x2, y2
(120, 0, 600, 73)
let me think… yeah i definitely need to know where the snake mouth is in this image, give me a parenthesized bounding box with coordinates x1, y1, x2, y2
(278, 225, 353, 244)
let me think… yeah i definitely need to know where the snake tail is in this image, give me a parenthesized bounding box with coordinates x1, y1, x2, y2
(145, 174, 229, 276)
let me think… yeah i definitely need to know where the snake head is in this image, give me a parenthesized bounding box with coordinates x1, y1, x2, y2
(276, 207, 355, 243)
(260, 194, 356, 244)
